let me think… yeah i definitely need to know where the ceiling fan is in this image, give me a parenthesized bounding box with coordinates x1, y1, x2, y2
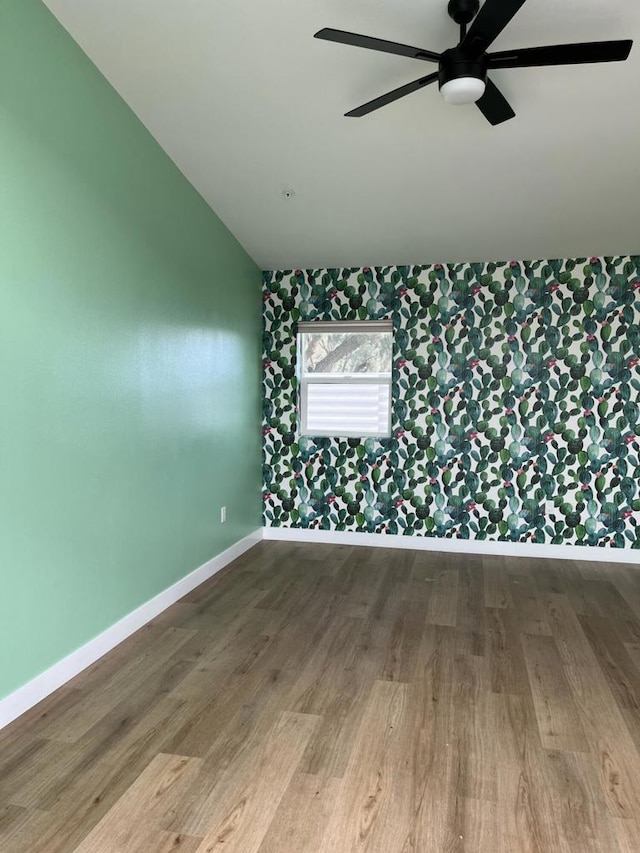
(314, 0, 633, 125)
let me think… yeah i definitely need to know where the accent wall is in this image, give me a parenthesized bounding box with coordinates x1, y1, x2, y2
(263, 258, 640, 550)
(0, 0, 261, 701)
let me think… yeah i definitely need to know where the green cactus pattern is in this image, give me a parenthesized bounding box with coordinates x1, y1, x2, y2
(262, 257, 640, 549)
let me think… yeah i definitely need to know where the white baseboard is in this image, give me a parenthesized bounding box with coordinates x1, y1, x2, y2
(263, 525, 640, 565)
(0, 528, 263, 731)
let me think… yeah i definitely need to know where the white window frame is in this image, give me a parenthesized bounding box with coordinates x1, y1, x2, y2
(297, 320, 393, 439)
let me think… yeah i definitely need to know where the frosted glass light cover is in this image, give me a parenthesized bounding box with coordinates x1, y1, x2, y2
(440, 77, 486, 105)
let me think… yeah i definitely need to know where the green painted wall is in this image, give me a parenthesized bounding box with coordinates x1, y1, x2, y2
(0, 0, 262, 701)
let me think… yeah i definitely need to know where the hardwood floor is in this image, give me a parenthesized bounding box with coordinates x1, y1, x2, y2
(2, 541, 640, 851)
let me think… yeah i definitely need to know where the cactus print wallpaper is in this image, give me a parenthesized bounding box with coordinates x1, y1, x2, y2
(262, 257, 640, 549)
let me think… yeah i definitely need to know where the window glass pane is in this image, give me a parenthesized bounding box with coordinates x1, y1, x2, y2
(302, 332, 392, 376)
(305, 383, 390, 437)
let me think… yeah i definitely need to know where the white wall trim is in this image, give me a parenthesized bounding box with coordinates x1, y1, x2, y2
(264, 525, 640, 564)
(0, 528, 263, 731)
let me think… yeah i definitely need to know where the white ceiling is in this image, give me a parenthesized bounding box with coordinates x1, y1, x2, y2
(43, 0, 640, 270)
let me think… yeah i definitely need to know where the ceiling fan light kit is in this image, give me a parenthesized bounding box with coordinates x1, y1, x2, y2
(440, 77, 486, 104)
(439, 46, 487, 103)
(315, 0, 633, 125)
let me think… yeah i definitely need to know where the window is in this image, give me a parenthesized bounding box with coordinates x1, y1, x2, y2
(297, 321, 393, 438)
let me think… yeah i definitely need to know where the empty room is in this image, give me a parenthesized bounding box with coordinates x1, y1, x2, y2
(2, 0, 640, 850)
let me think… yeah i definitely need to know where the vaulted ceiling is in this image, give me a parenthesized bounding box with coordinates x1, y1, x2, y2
(43, 0, 640, 270)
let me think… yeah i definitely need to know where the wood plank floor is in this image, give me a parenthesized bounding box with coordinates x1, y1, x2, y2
(3, 542, 640, 851)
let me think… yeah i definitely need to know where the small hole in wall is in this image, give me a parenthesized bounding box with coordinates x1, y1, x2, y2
(282, 188, 295, 200)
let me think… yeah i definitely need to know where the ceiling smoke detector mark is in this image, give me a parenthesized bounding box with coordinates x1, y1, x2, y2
(282, 188, 296, 200)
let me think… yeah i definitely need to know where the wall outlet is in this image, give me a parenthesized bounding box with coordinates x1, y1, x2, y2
(220, 506, 226, 524)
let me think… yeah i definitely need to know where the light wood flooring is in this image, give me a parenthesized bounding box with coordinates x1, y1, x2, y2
(3, 541, 640, 851)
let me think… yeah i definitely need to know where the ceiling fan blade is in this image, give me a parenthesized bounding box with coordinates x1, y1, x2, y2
(461, 0, 528, 58)
(315, 28, 440, 63)
(490, 39, 633, 69)
(476, 78, 516, 125)
(345, 72, 439, 117)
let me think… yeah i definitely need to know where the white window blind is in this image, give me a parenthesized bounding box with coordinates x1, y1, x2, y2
(298, 321, 393, 438)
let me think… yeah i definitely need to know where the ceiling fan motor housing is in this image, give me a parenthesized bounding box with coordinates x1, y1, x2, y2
(438, 47, 487, 89)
